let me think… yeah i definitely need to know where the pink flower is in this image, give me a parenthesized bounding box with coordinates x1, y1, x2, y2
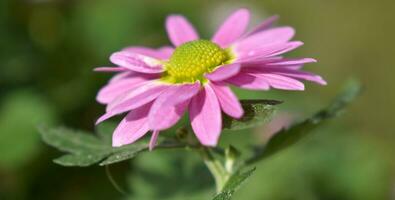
(95, 9, 326, 150)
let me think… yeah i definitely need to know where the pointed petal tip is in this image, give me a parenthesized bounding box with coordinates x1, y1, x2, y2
(299, 58, 318, 64)
(94, 67, 127, 72)
(95, 113, 112, 125)
(112, 140, 123, 147)
(293, 41, 304, 47)
(96, 95, 106, 105)
(304, 74, 327, 85)
(235, 8, 250, 16)
(112, 131, 128, 147)
(93, 67, 106, 72)
(200, 139, 218, 147)
(289, 81, 305, 91)
(112, 135, 133, 148)
(317, 77, 328, 85)
(109, 52, 121, 64)
(265, 26, 295, 39)
(225, 8, 250, 21)
(232, 109, 245, 119)
(298, 83, 306, 90)
(165, 14, 181, 25)
(149, 130, 160, 151)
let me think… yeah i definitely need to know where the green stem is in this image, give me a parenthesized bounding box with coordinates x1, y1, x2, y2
(200, 147, 230, 193)
(105, 165, 128, 195)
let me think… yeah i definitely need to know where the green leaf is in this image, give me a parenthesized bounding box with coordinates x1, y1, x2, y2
(54, 152, 110, 167)
(222, 100, 281, 131)
(99, 143, 147, 166)
(40, 126, 188, 167)
(213, 168, 256, 200)
(39, 126, 109, 154)
(39, 126, 149, 166)
(100, 138, 183, 166)
(246, 81, 362, 165)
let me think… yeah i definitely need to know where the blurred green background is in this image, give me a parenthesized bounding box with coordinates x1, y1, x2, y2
(1, 0, 395, 199)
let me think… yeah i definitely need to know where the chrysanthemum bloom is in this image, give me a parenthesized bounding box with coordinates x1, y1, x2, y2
(95, 9, 326, 150)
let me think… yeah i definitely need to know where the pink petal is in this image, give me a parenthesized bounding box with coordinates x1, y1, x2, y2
(96, 76, 151, 104)
(276, 72, 327, 85)
(149, 101, 188, 131)
(95, 112, 114, 125)
(155, 82, 201, 106)
(108, 72, 135, 83)
(94, 67, 128, 72)
(106, 81, 169, 119)
(254, 74, 305, 90)
(110, 51, 163, 74)
(108, 72, 158, 84)
(148, 83, 200, 130)
(122, 46, 174, 59)
(212, 9, 250, 48)
(236, 27, 295, 52)
(225, 73, 270, 90)
(149, 130, 160, 151)
(241, 57, 284, 66)
(282, 65, 303, 70)
(189, 85, 222, 146)
(112, 103, 152, 147)
(210, 83, 244, 119)
(263, 42, 303, 57)
(275, 72, 326, 85)
(266, 58, 317, 66)
(245, 67, 327, 85)
(244, 58, 316, 66)
(244, 15, 279, 37)
(158, 46, 174, 58)
(235, 41, 304, 62)
(166, 15, 199, 46)
(205, 63, 241, 81)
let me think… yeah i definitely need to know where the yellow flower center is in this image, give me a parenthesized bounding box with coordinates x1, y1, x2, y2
(161, 40, 233, 84)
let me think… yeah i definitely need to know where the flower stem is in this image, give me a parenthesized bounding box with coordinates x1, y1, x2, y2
(200, 147, 230, 193)
(105, 165, 128, 195)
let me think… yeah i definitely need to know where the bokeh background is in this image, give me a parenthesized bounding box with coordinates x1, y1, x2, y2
(1, 0, 395, 199)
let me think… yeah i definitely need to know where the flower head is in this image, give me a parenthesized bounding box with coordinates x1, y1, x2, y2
(95, 9, 326, 150)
